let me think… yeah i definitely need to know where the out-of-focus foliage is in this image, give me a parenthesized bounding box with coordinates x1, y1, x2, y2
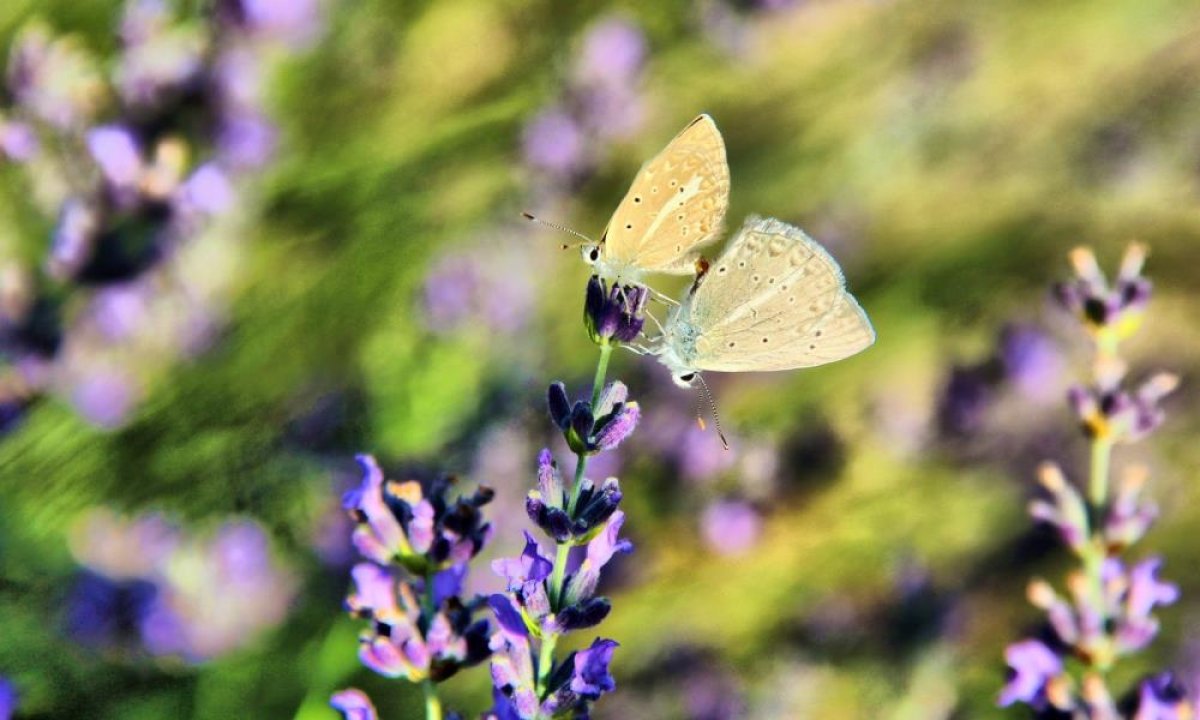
(3, 0, 1200, 718)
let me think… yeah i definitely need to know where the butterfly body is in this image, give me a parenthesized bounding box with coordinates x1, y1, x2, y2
(655, 215, 875, 387)
(585, 114, 729, 282)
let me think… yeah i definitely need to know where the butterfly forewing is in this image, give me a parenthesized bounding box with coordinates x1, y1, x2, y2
(602, 115, 730, 275)
(679, 216, 874, 372)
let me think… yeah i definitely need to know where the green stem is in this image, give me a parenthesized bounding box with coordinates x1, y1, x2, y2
(536, 341, 614, 699)
(1088, 437, 1112, 508)
(420, 571, 442, 719)
(423, 679, 443, 720)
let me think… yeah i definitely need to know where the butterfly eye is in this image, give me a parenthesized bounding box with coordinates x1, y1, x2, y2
(589, 248, 600, 262)
(678, 373, 696, 384)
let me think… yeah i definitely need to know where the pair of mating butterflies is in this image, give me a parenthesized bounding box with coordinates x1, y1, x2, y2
(575, 114, 875, 387)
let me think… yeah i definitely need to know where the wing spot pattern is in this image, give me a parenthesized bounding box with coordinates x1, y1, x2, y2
(718, 266, 727, 274)
(809, 344, 816, 350)
(762, 337, 769, 343)
(634, 196, 641, 203)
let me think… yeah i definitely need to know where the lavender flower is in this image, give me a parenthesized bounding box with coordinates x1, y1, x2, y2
(583, 275, 648, 345)
(337, 454, 494, 716)
(485, 280, 641, 719)
(1001, 244, 1190, 715)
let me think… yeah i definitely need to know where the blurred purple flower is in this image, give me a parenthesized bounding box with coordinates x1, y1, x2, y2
(0, 119, 37, 161)
(47, 200, 100, 280)
(68, 368, 138, 429)
(330, 688, 378, 720)
(115, 1, 206, 108)
(999, 324, 1065, 402)
(998, 639, 1064, 708)
(700, 499, 762, 557)
(1134, 673, 1193, 719)
(0, 676, 16, 720)
(177, 163, 236, 216)
(421, 242, 538, 336)
(522, 108, 587, 178)
(220, 0, 322, 47)
(574, 18, 645, 88)
(218, 111, 277, 169)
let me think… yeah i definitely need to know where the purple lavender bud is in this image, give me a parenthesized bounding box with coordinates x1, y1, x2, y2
(431, 563, 467, 608)
(998, 639, 1064, 707)
(345, 563, 400, 621)
(537, 448, 564, 505)
(488, 594, 528, 638)
(1028, 464, 1089, 553)
(594, 381, 629, 417)
(565, 512, 632, 603)
(359, 631, 429, 680)
(555, 597, 611, 632)
(547, 383, 571, 430)
(612, 285, 648, 342)
(330, 688, 378, 720)
(1126, 558, 1179, 620)
(567, 400, 596, 454)
(343, 455, 411, 565)
(1133, 673, 1192, 719)
(491, 532, 553, 593)
(526, 495, 572, 543)
(571, 638, 619, 699)
(583, 276, 649, 345)
(575, 477, 622, 533)
(593, 401, 640, 451)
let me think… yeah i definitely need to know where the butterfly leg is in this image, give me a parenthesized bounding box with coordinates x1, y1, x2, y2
(648, 287, 680, 307)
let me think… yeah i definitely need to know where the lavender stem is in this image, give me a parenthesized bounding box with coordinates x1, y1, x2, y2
(537, 340, 613, 700)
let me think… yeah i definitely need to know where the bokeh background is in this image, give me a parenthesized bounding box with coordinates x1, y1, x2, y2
(3, 0, 1200, 718)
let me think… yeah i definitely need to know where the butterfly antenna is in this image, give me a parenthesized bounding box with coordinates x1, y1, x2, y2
(695, 374, 729, 450)
(521, 212, 595, 249)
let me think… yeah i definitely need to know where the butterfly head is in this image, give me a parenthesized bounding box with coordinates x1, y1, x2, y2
(580, 243, 602, 266)
(672, 371, 698, 389)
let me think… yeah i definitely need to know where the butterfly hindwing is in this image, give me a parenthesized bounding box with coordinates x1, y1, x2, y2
(676, 216, 874, 373)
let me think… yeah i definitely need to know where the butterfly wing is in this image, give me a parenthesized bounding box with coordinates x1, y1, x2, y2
(601, 115, 730, 275)
(676, 216, 875, 372)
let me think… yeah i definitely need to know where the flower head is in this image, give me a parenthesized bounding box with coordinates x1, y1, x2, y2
(343, 454, 494, 574)
(584, 275, 648, 345)
(1054, 244, 1152, 346)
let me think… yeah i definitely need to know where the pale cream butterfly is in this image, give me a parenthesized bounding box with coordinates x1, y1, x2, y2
(579, 114, 730, 283)
(654, 215, 875, 388)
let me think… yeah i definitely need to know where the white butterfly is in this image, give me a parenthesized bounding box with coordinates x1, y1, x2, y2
(581, 114, 729, 283)
(653, 215, 875, 388)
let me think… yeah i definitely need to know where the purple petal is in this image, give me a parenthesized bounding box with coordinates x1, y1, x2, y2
(87, 125, 143, 188)
(488, 594, 527, 638)
(571, 637, 619, 699)
(330, 688, 378, 720)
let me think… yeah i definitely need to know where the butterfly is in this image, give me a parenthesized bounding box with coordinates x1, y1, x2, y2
(653, 215, 875, 388)
(580, 114, 730, 283)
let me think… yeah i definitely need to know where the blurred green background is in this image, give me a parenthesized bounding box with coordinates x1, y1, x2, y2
(3, 0, 1200, 717)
